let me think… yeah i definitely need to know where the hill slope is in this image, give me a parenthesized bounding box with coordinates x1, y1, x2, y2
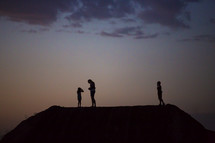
(0, 104, 214, 143)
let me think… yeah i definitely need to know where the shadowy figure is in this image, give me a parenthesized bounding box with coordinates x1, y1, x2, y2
(88, 79, 96, 107)
(157, 81, 165, 106)
(77, 87, 84, 107)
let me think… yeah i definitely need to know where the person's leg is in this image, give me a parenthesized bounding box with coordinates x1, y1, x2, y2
(93, 98, 96, 107)
(92, 97, 95, 107)
(90, 95, 93, 107)
(161, 99, 165, 106)
(91, 91, 96, 107)
(90, 91, 94, 107)
(159, 97, 161, 106)
(94, 99, 96, 107)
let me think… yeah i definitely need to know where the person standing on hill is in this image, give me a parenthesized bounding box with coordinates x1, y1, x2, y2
(77, 87, 84, 107)
(157, 81, 165, 106)
(88, 79, 96, 107)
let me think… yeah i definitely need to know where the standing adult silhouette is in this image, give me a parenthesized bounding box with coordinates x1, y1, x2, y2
(88, 79, 96, 107)
(157, 81, 165, 106)
(77, 87, 84, 107)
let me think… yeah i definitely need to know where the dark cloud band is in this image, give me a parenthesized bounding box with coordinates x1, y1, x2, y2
(179, 34, 215, 43)
(0, 0, 199, 29)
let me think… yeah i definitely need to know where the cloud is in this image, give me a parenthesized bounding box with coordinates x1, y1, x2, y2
(67, 0, 198, 29)
(99, 26, 143, 38)
(66, 0, 135, 22)
(114, 26, 143, 36)
(100, 31, 123, 38)
(121, 18, 136, 23)
(137, 0, 196, 29)
(99, 26, 158, 39)
(56, 29, 72, 33)
(135, 33, 158, 39)
(56, 29, 88, 34)
(21, 28, 49, 33)
(179, 34, 215, 43)
(0, 0, 74, 26)
(0, 0, 199, 29)
(63, 22, 82, 28)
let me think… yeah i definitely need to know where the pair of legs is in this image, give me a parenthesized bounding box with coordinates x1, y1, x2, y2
(158, 96, 165, 106)
(90, 91, 96, 107)
(78, 95, 82, 107)
(78, 100, 81, 107)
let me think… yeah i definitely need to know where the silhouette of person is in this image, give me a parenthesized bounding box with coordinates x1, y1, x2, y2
(77, 87, 84, 107)
(157, 81, 165, 106)
(88, 79, 96, 107)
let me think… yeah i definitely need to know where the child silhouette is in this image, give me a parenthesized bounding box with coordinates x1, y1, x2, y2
(77, 87, 84, 107)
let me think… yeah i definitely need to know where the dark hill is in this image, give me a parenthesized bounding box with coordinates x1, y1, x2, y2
(1, 104, 214, 143)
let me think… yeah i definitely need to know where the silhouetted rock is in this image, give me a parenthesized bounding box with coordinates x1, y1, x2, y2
(1, 104, 214, 143)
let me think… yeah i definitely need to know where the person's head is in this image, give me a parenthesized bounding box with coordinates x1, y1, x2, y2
(78, 87, 84, 92)
(157, 81, 161, 86)
(88, 79, 92, 83)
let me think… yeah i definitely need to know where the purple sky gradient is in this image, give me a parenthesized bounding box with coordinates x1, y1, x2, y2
(0, 0, 215, 136)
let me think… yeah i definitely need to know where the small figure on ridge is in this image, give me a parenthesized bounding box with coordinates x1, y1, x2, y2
(77, 87, 84, 107)
(157, 81, 165, 106)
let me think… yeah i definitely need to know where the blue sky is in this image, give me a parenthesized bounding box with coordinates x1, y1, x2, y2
(0, 0, 215, 136)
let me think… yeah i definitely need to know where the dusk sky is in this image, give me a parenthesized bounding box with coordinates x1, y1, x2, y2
(0, 0, 215, 136)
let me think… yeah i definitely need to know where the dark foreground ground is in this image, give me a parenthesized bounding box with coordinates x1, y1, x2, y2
(1, 104, 215, 143)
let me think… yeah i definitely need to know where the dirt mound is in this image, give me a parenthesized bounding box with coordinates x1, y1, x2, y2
(1, 104, 213, 143)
